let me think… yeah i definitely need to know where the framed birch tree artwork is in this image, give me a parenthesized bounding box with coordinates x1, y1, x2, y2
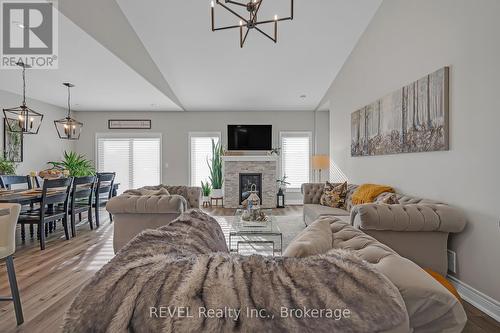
(351, 67, 449, 156)
(3, 118, 24, 162)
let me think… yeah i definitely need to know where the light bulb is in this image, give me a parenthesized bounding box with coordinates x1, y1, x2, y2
(240, 20, 243, 26)
(274, 14, 278, 21)
(211, 1, 214, 7)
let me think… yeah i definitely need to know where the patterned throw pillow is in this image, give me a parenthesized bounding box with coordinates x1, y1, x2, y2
(380, 193, 400, 205)
(320, 182, 348, 209)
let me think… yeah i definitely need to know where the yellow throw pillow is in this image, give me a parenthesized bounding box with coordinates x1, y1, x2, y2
(352, 184, 394, 205)
(320, 181, 348, 209)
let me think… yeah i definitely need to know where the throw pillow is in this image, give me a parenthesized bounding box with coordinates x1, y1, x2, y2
(283, 217, 333, 257)
(380, 193, 400, 205)
(320, 181, 348, 209)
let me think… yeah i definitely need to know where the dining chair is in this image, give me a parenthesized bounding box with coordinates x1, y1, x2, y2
(1, 175, 35, 242)
(17, 178, 73, 250)
(0, 203, 24, 325)
(69, 176, 96, 237)
(0, 175, 30, 190)
(94, 172, 115, 228)
(27, 176, 42, 189)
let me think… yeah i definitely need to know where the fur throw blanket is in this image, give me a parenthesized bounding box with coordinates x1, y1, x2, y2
(64, 210, 407, 333)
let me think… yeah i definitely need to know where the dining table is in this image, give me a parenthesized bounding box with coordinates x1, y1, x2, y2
(0, 183, 120, 205)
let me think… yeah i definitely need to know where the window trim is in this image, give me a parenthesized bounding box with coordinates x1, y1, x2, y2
(279, 131, 312, 192)
(95, 132, 163, 187)
(188, 131, 222, 187)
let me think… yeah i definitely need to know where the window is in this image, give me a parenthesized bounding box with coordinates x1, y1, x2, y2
(189, 132, 221, 187)
(280, 132, 312, 190)
(96, 134, 161, 193)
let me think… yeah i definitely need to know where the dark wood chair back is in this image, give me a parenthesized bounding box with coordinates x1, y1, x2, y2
(71, 176, 96, 206)
(95, 172, 115, 199)
(41, 178, 73, 209)
(0, 175, 30, 190)
(27, 176, 42, 189)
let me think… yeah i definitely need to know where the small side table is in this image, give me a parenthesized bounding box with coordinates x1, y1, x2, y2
(210, 197, 223, 207)
(202, 200, 211, 208)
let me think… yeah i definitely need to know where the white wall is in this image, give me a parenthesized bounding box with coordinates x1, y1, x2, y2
(73, 110, 329, 201)
(0, 90, 74, 175)
(325, 0, 500, 301)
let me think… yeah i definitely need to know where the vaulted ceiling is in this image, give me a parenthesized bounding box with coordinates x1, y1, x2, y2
(0, 0, 381, 112)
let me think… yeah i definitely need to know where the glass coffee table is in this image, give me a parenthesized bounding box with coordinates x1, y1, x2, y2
(229, 208, 283, 256)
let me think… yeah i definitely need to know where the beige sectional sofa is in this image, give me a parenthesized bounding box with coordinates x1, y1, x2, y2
(302, 183, 467, 276)
(106, 185, 201, 252)
(284, 216, 467, 332)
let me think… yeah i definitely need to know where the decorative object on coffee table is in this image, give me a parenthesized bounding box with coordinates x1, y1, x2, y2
(231, 208, 282, 256)
(242, 183, 260, 208)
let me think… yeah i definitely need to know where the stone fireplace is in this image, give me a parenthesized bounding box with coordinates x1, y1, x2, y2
(239, 173, 262, 205)
(222, 156, 277, 208)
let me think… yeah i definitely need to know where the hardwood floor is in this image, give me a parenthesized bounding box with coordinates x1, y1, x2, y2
(0, 207, 498, 332)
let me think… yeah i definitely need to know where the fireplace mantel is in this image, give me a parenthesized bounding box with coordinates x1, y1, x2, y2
(223, 156, 277, 208)
(222, 155, 278, 162)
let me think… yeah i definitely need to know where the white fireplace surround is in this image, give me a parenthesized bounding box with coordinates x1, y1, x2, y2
(222, 155, 278, 208)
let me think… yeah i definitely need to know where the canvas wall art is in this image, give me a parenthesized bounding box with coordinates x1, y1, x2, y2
(351, 67, 449, 157)
(3, 118, 23, 162)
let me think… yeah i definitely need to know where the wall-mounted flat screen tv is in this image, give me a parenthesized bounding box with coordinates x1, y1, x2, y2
(227, 125, 272, 151)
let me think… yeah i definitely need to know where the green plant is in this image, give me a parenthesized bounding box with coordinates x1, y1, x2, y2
(276, 175, 291, 188)
(48, 151, 96, 177)
(201, 181, 212, 196)
(0, 156, 16, 175)
(207, 139, 223, 190)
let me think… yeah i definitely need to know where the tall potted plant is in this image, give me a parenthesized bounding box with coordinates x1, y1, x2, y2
(48, 151, 96, 177)
(207, 139, 223, 198)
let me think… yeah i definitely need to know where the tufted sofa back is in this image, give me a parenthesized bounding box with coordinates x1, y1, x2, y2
(302, 182, 444, 212)
(140, 185, 201, 209)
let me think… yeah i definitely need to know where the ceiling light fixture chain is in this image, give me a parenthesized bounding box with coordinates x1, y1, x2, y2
(210, 0, 294, 48)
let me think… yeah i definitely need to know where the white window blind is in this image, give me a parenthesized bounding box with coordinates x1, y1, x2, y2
(280, 132, 311, 189)
(190, 133, 220, 187)
(97, 135, 161, 193)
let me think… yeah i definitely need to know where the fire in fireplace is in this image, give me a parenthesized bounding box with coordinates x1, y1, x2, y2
(239, 173, 262, 205)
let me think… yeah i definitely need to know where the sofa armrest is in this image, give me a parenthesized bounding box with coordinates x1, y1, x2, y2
(184, 186, 201, 209)
(301, 183, 325, 204)
(106, 194, 188, 214)
(351, 203, 466, 233)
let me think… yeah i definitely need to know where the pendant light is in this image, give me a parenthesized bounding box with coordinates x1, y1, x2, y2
(54, 83, 83, 140)
(3, 62, 44, 134)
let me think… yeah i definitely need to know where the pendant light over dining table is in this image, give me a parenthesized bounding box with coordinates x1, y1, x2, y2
(54, 83, 83, 140)
(3, 62, 44, 134)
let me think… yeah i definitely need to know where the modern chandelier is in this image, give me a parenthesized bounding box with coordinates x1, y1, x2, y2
(54, 83, 83, 140)
(210, 0, 294, 48)
(3, 62, 44, 134)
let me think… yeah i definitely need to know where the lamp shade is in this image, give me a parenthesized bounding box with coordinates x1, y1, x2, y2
(312, 155, 329, 170)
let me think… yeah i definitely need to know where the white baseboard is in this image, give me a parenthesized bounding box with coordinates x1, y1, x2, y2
(449, 276, 500, 323)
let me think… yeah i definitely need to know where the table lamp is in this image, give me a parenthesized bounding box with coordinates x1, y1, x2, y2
(312, 155, 329, 182)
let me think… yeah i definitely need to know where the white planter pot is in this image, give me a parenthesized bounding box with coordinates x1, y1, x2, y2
(202, 196, 209, 202)
(212, 189, 223, 198)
